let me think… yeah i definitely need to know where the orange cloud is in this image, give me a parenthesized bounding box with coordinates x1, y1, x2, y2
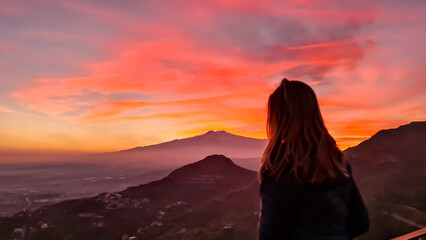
(2, 0, 425, 152)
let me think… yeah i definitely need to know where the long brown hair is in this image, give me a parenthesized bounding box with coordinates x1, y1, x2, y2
(259, 78, 349, 184)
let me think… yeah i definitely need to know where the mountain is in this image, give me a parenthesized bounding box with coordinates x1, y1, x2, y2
(167, 154, 253, 179)
(345, 121, 426, 160)
(0, 130, 266, 220)
(343, 121, 426, 240)
(0, 155, 258, 240)
(1, 121, 425, 240)
(83, 130, 267, 171)
(124, 130, 264, 151)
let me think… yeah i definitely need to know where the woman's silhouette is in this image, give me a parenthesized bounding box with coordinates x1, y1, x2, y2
(258, 78, 369, 240)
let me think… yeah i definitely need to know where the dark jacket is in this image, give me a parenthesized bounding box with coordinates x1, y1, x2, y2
(259, 163, 369, 240)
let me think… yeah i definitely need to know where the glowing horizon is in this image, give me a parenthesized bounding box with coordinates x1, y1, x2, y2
(1, 0, 425, 153)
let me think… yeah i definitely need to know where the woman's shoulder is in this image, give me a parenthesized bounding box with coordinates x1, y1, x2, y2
(260, 162, 354, 191)
(306, 163, 354, 194)
(261, 164, 294, 182)
(260, 166, 299, 194)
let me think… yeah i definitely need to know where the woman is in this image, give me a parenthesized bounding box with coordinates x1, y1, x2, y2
(258, 78, 369, 240)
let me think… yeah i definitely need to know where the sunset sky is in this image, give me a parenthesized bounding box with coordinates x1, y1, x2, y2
(0, 0, 425, 153)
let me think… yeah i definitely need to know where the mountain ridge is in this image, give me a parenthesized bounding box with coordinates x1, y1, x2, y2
(0, 121, 425, 239)
(80, 130, 268, 170)
(117, 130, 266, 153)
(344, 121, 426, 159)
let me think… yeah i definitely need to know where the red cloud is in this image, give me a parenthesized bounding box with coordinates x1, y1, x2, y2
(3, 0, 425, 151)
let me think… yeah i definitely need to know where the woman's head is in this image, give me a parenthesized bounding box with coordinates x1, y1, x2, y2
(260, 78, 349, 184)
